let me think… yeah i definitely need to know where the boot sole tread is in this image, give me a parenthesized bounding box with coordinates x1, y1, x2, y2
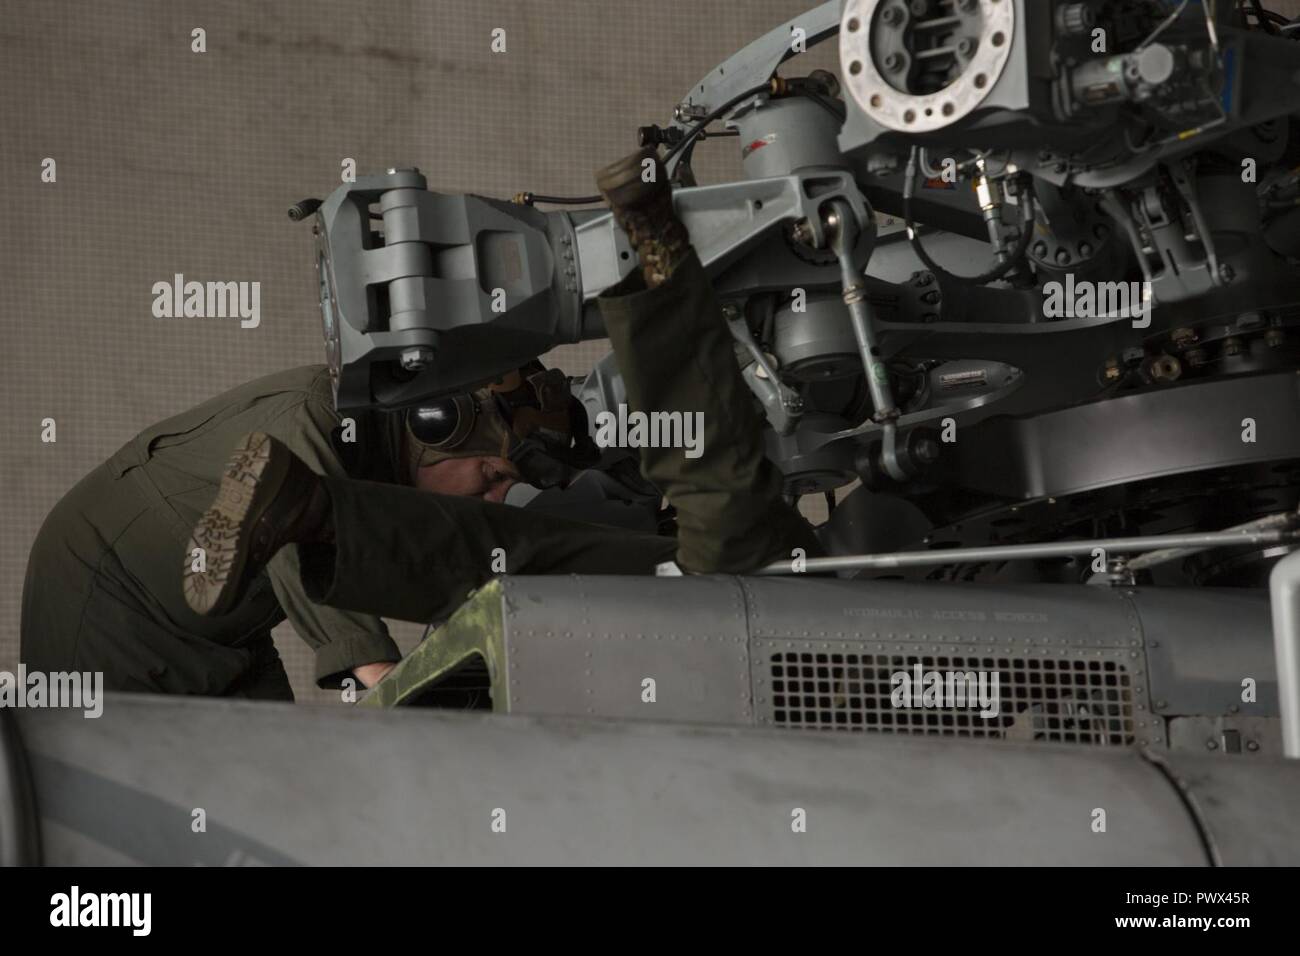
(182, 433, 284, 616)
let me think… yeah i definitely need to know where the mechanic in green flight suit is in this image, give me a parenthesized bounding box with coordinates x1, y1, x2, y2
(179, 147, 822, 631)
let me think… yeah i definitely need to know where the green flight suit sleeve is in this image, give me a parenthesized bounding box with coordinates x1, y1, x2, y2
(261, 391, 402, 688)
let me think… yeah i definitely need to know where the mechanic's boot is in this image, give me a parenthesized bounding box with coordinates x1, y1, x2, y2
(183, 432, 331, 616)
(595, 146, 691, 288)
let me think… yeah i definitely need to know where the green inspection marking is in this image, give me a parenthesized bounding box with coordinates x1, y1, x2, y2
(358, 579, 507, 709)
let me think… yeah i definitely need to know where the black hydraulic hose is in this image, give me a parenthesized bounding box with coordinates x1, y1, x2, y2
(517, 84, 764, 206)
(664, 82, 771, 166)
(1251, 0, 1281, 34)
(801, 90, 847, 124)
(522, 82, 827, 204)
(517, 192, 603, 205)
(518, 84, 771, 206)
(903, 147, 1036, 286)
(287, 198, 323, 221)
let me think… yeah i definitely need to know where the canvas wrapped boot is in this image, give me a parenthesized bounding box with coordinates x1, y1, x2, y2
(595, 146, 691, 289)
(183, 432, 332, 616)
(594, 149, 823, 574)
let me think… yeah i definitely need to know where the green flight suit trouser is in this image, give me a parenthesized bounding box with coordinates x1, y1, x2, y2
(596, 249, 822, 573)
(297, 248, 822, 623)
(299, 479, 678, 624)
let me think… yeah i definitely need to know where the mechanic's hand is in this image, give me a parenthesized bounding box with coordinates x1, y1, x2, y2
(353, 661, 397, 688)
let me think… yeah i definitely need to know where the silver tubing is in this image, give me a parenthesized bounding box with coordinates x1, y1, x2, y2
(1128, 509, 1299, 571)
(757, 528, 1300, 575)
(827, 199, 908, 482)
(1269, 550, 1300, 758)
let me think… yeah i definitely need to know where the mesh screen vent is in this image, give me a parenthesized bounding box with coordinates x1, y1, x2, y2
(768, 651, 1135, 746)
(408, 653, 493, 710)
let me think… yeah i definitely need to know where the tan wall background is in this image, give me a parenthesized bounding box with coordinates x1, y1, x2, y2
(1, 0, 834, 703)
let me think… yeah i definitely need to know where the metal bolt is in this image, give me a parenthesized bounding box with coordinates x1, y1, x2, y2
(399, 347, 435, 372)
(1206, 739, 1218, 751)
(1055, 249, 1072, 266)
(1247, 740, 1260, 752)
(1032, 241, 1049, 258)
(823, 207, 842, 238)
(1057, 2, 1094, 36)
(1078, 242, 1093, 257)
(915, 439, 941, 464)
(1147, 355, 1182, 383)
(884, 53, 905, 73)
(1266, 328, 1286, 348)
(957, 38, 976, 58)
(1219, 263, 1236, 283)
(882, 5, 904, 26)
(1223, 336, 1243, 357)
(1155, 700, 1168, 710)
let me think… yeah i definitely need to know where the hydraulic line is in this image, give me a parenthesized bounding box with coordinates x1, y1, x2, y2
(903, 146, 1035, 286)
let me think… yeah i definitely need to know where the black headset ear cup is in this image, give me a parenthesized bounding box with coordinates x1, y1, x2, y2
(407, 394, 477, 449)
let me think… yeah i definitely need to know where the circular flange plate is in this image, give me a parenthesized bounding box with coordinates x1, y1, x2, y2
(840, 0, 1016, 134)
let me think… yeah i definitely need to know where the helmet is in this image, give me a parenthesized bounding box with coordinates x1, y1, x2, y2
(404, 362, 584, 486)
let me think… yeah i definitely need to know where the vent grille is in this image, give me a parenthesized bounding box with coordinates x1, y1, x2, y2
(409, 653, 493, 710)
(768, 651, 1135, 745)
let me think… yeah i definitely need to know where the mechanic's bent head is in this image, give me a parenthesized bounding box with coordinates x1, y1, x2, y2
(403, 361, 578, 502)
